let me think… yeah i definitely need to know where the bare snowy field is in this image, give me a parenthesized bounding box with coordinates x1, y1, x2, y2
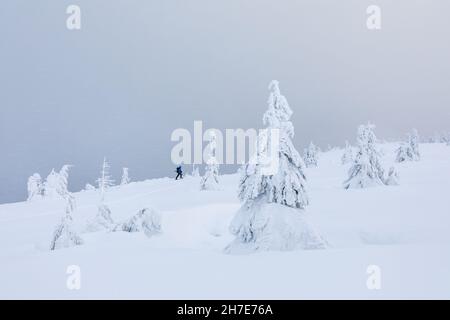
(1, 143, 449, 299)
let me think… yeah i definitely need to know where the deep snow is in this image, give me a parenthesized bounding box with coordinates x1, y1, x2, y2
(0, 143, 449, 299)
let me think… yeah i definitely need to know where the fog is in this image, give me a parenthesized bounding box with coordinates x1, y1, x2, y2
(1, 0, 449, 203)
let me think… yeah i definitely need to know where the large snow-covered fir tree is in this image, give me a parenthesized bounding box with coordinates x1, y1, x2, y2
(120, 167, 130, 185)
(27, 173, 43, 201)
(304, 142, 318, 168)
(49, 169, 83, 250)
(200, 132, 220, 190)
(226, 80, 326, 253)
(343, 123, 386, 189)
(341, 141, 353, 165)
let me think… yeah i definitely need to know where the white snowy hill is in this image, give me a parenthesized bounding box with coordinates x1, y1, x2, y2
(1, 143, 450, 299)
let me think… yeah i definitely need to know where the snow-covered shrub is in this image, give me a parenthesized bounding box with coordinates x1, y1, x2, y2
(27, 173, 43, 201)
(384, 167, 399, 186)
(85, 183, 96, 191)
(120, 167, 130, 185)
(304, 142, 318, 168)
(226, 80, 326, 253)
(85, 204, 115, 232)
(341, 141, 353, 165)
(343, 123, 386, 189)
(114, 208, 162, 237)
(200, 132, 220, 190)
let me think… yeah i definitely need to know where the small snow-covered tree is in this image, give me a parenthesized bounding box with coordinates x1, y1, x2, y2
(58, 165, 71, 194)
(341, 141, 353, 165)
(114, 208, 162, 238)
(384, 167, 399, 186)
(97, 157, 114, 202)
(200, 132, 220, 190)
(27, 173, 43, 201)
(343, 123, 385, 189)
(43, 169, 59, 198)
(395, 142, 413, 162)
(409, 129, 420, 161)
(304, 142, 318, 168)
(191, 164, 200, 177)
(88, 158, 115, 231)
(49, 170, 83, 250)
(120, 167, 130, 185)
(85, 183, 96, 191)
(50, 198, 83, 250)
(226, 80, 326, 253)
(85, 204, 114, 232)
(43, 165, 72, 199)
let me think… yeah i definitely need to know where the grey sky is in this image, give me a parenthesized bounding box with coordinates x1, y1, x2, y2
(1, 1, 449, 203)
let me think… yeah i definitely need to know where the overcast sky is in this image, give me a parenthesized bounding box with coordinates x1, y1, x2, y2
(1, 1, 449, 203)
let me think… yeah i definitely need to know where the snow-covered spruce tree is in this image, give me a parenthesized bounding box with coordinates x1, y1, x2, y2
(97, 158, 114, 201)
(49, 169, 83, 250)
(343, 123, 386, 189)
(27, 173, 43, 201)
(303, 142, 318, 168)
(50, 195, 83, 250)
(120, 167, 130, 185)
(88, 158, 115, 231)
(200, 132, 220, 190)
(226, 80, 327, 253)
(409, 129, 420, 161)
(395, 142, 413, 163)
(341, 141, 353, 165)
(191, 164, 200, 177)
(384, 167, 399, 186)
(114, 208, 162, 238)
(43, 169, 59, 198)
(43, 165, 72, 199)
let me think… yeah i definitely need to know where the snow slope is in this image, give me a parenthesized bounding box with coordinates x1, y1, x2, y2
(1, 143, 450, 299)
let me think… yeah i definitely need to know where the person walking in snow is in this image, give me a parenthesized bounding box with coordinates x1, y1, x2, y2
(175, 166, 183, 180)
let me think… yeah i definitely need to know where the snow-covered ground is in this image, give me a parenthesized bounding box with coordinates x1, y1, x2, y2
(1, 143, 449, 299)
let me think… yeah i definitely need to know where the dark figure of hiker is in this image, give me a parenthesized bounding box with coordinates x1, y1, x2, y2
(175, 166, 183, 180)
